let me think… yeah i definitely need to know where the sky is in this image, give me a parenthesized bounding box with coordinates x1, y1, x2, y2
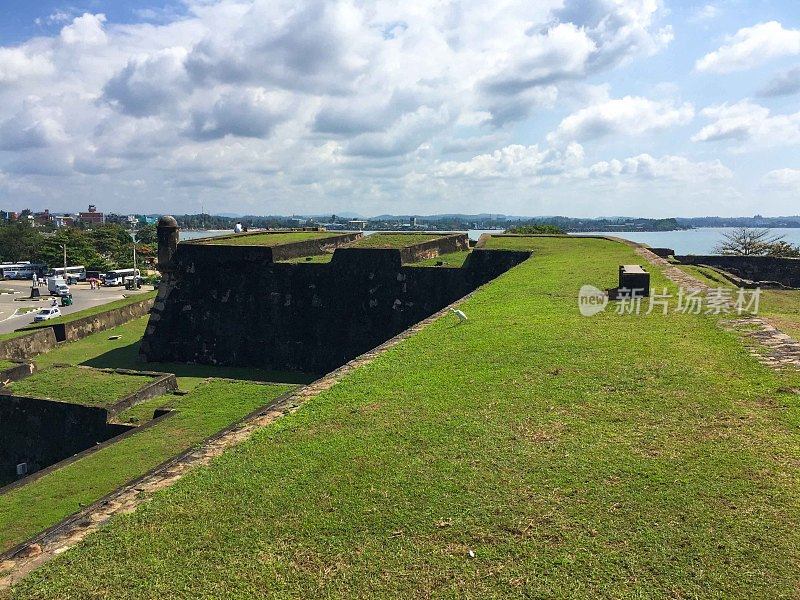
(0, 0, 798, 218)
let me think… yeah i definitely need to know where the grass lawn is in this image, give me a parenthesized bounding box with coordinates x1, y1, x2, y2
(0, 360, 16, 371)
(348, 233, 444, 248)
(6, 366, 153, 407)
(11, 236, 800, 598)
(202, 232, 341, 246)
(0, 316, 307, 555)
(407, 250, 471, 268)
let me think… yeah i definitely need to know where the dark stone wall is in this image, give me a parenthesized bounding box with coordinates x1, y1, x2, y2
(0, 395, 131, 485)
(675, 255, 800, 287)
(140, 247, 531, 374)
(0, 329, 57, 361)
(649, 247, 675, 258)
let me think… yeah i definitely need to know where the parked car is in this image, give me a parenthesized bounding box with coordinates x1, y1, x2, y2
(33, 306, 62, 322)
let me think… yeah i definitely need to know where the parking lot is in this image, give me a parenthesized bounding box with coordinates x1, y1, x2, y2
(0, 279, 154, 334)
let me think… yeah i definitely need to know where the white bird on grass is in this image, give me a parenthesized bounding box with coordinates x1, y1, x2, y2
(450, 307, 468, 322)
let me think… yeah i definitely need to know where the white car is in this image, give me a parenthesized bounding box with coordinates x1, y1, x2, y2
(33, 306, 62, 322)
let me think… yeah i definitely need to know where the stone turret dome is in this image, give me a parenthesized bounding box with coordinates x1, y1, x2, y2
(157, 215, 178, 228)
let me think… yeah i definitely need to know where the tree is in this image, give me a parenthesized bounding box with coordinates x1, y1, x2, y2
(136, 223, 157, 245)
(713, 227, 784, 256)
(0, 222, 42, 262)
(36, 228, 112, 272)
(766, 241, 800, 258)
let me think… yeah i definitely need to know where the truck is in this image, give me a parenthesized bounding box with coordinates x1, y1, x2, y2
(47, 277, 70, 297)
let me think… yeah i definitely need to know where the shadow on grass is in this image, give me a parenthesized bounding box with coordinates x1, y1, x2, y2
(81, 341, 316, 385)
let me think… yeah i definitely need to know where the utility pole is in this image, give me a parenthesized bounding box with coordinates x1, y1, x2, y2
(62, 244, 67, 281)
(131, 230, 139, 289)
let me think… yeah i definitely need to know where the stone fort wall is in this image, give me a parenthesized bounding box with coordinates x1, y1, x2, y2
(140, 245, 530, 374)
(675, 255, 800, 288)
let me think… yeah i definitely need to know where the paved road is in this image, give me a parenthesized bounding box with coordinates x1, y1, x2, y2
(0, 280, 154, 335)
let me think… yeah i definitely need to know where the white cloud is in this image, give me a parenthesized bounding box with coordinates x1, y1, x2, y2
(548, 96, 694, 145)
(102, 48, 190, 117)
(185, 1, 373, 94)
(588, 154, 732, 181)
(0, 0, 771, 216)
(0, 102, 66, 150)
(187, 87, 291, 140)
(692, 100, 800, 147)
(689, 4, 719, 23)
(0, 47, 53, 83)
(695, 21, 800, 73)
(763, 168, 800, 188)
(477, 0, 672, 124)
(60, 13, 108, 46)
(433, 143, 584, 179)
(757, 66, 800, 97)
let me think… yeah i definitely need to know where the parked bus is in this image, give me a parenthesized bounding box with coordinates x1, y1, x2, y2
(103, 268, 140, 286)
(1, 262, 46, 280)
(49, 266, 87, 281)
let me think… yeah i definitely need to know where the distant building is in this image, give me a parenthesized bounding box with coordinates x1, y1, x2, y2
(1, 210, 18, 222)
(78, 205, 104, 225)
(54, 214, 75, 228)
(34, 209, 53, 226)
(347, 219, 367, 230)
(410, 216, 418, 227)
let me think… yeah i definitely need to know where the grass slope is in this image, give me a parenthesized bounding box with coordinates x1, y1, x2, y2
(7, 366, 152, 407)
(0, 317, 304, 554)
(11, 237, 800, 598)
(203, 232, 340, 246)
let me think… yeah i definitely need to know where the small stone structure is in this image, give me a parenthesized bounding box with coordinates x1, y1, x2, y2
(142, 220, 530, 373)
(649, 247, 675, 258)
(618, 264, 650, 296)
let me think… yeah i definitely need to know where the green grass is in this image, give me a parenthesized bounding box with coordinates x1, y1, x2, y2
(407, 250, 471, 268)
(0, 359, 16, 371)
(12, 236, 800, 598)
(0, 315, 308, 554)
(17, 291, 156, 330)
(0, 379, 295, 555)
(348, 233, 444, 248)
(7, 366, 153, 407)
(29, 316, 313, 389)
(202, 232, 341, 246)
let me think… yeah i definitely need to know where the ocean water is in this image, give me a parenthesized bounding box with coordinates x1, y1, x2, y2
(573, 228, 800, 255)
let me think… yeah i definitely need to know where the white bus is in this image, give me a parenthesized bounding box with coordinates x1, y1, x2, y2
(103, 268, 140, 286)
(1, 262, 44, 280)
(49, 266, 87, 281)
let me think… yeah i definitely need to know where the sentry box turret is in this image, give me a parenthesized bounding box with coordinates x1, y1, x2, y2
(618, 264, 650, 297)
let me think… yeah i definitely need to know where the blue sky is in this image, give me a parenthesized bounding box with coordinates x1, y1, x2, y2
(0, 0, 798, 217)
